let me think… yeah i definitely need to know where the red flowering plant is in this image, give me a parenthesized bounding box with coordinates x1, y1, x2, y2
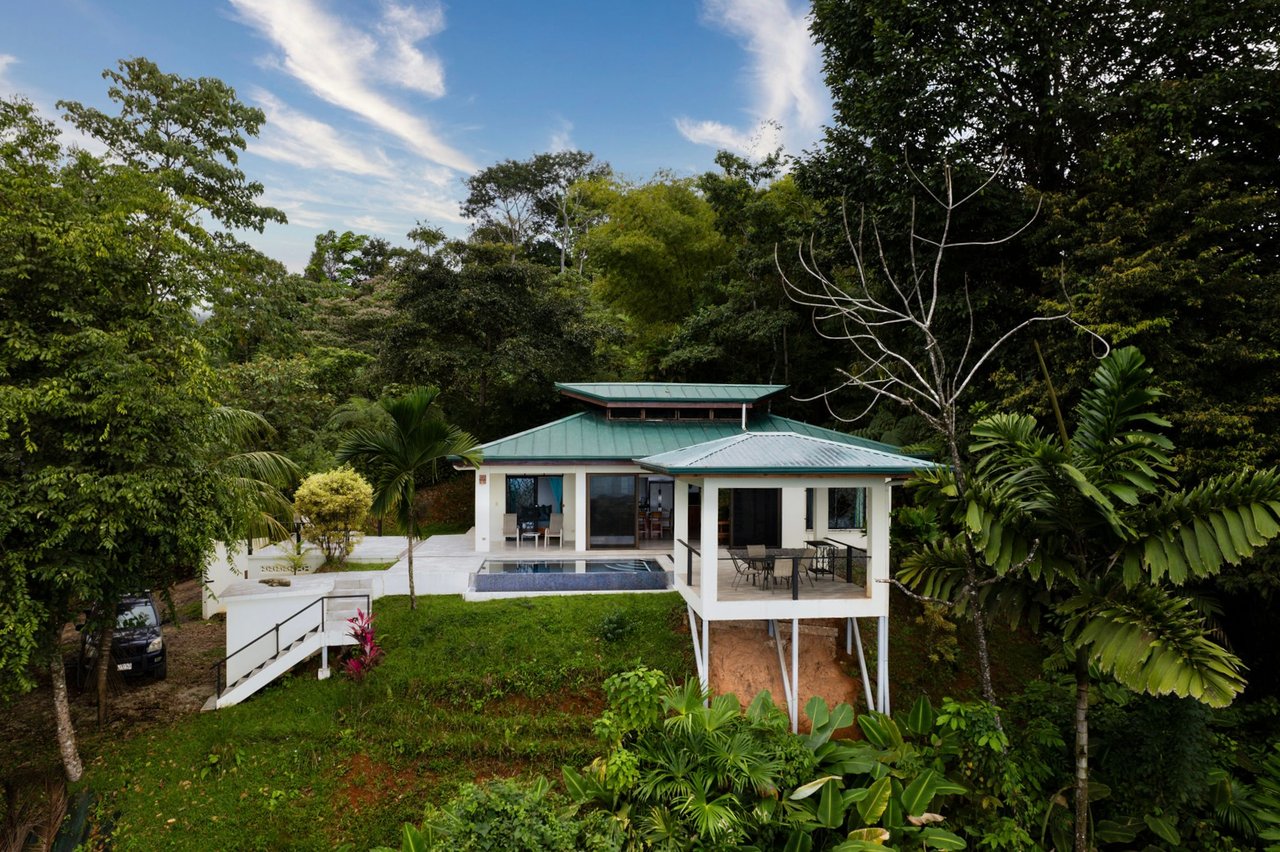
(342, 608, 383, 681)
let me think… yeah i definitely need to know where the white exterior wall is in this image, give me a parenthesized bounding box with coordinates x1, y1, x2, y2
(203, 541, 325, 617)
(474, 471, 491, 551)
(221, 578, 337, 683)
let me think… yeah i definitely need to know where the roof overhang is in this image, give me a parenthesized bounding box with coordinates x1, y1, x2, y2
(635, 431, 938, 478)
(555, 382, 787, 407)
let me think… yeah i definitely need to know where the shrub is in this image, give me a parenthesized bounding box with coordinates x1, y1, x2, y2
(294, 467, 372, 564)
(412, 777, 593, 851)
(341, 609, 383, 681)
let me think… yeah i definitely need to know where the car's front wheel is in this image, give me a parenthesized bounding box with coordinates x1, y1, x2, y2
(153, 660, 167, 680)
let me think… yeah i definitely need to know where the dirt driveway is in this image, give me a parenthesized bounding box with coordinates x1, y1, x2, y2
(1, 579, 226, 781)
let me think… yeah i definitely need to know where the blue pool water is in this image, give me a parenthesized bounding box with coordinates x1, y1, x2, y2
(474, 558, 671, 592)
(481, 558, 664, 574)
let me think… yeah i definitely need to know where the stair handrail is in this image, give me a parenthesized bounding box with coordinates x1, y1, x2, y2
(211, 593, 372, 697)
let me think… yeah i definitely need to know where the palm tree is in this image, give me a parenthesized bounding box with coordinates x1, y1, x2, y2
(207, 405, 300, 542)
(903, 347, 1280, 851)
(335, 387, 482, 610)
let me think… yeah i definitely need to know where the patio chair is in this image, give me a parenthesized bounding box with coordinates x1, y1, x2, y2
(744, 544, 775, 590)
(804, 544, 836, 585)
(728, 550, 761, 589)
(797, 547, 822, 587)
(544, 513, 564, 548)
(502, 513, 518, 546)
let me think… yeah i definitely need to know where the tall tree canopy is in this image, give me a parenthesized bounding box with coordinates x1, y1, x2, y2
(58, 57, 286, 233)
(0, 97, 240, 777)
(461, 150, 610, 267)
(383, 252, 610, 440)
(801, 0, 1280, 480)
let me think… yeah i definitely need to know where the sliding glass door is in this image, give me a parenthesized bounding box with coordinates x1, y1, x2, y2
(588, 474, 637, 548)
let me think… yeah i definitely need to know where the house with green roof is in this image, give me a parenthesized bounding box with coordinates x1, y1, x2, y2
(464, 382, 936, 727)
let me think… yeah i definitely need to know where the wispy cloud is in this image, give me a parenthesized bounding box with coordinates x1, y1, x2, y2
(250, 89, 394, 178)
(0, 53, 16, 92)
(675, 118, 754, 154)
(229, 0, 474, 173)
(677, 0, 830, 158)
(549, 118, 574, 152)
(377, 3, 446, 97)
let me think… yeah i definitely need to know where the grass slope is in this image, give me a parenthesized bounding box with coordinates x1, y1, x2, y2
(85, 593, 694, 851)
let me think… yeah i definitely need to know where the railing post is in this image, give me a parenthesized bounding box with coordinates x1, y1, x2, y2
(275, 625, 279, 657)
(686, 546, 693, 586)
(792, 556, 799, 601)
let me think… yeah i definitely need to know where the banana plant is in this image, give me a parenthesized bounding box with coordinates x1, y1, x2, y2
(899, 347, 1280, 851)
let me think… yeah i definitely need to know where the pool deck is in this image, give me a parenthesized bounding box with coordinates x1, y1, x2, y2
(315, 532, 866, 605)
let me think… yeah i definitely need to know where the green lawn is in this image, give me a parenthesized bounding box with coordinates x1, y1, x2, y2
(84, 593, 694, 851)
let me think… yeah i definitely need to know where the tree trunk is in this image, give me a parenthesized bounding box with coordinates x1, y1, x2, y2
(406, 531, 417, 610)
(968, 586, 999, 712)
(1073, 650, 1091, 852)
(49, 630, 83, 783)
(95, 622, 114, 727)
(947, 433, 1001, 717)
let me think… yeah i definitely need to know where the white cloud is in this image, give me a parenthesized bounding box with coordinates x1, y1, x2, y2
(0, 54, 17, 91)
(677, 0, 830, 158)
(549, 118, 574, 152)
(377, 3, 447, 97)
(674, 118, 753, 154)
(230, 0, 474, 173)
(250, 89, 395, 178)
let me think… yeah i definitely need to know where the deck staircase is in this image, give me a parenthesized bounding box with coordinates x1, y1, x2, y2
(204, 579, 373, 710)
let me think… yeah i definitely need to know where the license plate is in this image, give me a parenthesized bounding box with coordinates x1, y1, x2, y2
(116, 662, 133, 671)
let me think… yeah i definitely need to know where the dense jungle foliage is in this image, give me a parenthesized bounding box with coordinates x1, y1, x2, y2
(5, 1, 1280, 847)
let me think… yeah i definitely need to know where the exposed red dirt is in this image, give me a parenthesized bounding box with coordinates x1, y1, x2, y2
(708, 620, 863, 736)
(338, 753, 422, 812)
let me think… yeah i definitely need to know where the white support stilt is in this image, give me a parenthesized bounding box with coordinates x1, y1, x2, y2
(852, 618, 875, 714)
(687, 606, 707, 691)
(876, 615, 890, 715)
(318, 645, 330, 680)
(790, 618, 800, 734)
(771, 620, 795, 733)
(702, 613, 711, 707)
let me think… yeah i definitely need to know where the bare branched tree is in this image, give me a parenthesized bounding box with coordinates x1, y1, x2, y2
(780, 160, 1104, 708)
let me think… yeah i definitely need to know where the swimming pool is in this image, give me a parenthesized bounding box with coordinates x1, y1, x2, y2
(474, 558, 671, 592)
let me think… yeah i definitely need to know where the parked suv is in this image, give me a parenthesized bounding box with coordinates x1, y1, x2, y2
(80, 592, 167, 680)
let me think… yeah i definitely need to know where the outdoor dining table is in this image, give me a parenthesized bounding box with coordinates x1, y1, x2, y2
(728, 547, 810, 599)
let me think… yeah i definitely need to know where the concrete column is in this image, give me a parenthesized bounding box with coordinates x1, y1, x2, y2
(877, 615, 890, 715)
(780, 486, 806, 548)
(867, 480, 892, 614)
(814, 487, 831, 541)
(574, 471, 588, 551)
(474, 471, 491, 553)
(674, 480, 690, 588)
(700, 481, 719, 604)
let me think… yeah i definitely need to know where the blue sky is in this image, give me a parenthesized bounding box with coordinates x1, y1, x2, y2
(1, 0, 830, 270)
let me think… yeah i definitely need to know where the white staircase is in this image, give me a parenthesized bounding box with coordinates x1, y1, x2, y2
(205, 580, 373, 710)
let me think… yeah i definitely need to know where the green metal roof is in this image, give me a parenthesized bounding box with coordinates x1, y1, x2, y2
(475, 411, 921, 465)
(555, 382, 786, 405)
(636, 431, 938, 476)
